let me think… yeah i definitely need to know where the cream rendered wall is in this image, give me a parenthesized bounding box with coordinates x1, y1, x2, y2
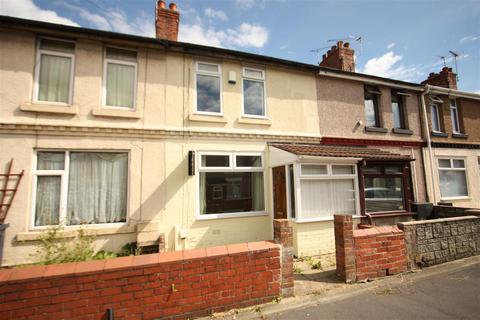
(293, 218, 361, 257)
(423, 148, 480, 208)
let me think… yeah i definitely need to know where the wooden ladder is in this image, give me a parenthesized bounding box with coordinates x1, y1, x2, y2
(0, 159, 24, 224)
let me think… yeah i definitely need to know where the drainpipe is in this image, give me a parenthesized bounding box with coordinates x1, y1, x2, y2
(420, 84, 437, 204)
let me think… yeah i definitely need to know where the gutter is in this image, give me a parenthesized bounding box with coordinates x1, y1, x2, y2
(428, 86, 480, 101)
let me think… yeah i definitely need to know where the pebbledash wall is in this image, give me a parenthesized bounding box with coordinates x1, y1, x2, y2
(398, 216, 480, 268)
(0, 241, 285, 320)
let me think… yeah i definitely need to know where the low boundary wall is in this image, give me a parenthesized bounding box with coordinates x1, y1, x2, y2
(0, 241, 281, 320)
(398, 216, 480, 268)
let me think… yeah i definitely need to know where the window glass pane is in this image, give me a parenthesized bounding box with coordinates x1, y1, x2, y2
(450, 105, 460, 133)
(35, 176, 61, 226)
(198, 63, 219, 73)
(363, 166, 382, 174)
(385, 166, 403, 174)
(67, 153, 128, 225)
(244, 68, 263, 79)
(439, 170, 467, 198)
(106, 62, 135, 108)
(243, 79, 265, 116)
(236, 155, 262, 168)
(201, 155, 229, 167)
(106, 47, 137, 62)
(37, 152, 65, 170)
(438, 159, 451, 168)
(364, 98, 378, 127)
(431, 104, 440, 131)
(38, 54, 71, 103)
(332, 165, 354, 175)
(288, 164, 295, 219)
(200, 172, 264, 214)
(300, 179, 355, 219)
(301, 165, 327, 175)
(40, 38, 75, 53)
(364, 177, 404, 212)
(196, 74, 221, 113)
(453, 159, 465, 168)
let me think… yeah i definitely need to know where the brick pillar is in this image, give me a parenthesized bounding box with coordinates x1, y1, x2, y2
(273, 219, 294, 297)
(334, 214, 356, 283)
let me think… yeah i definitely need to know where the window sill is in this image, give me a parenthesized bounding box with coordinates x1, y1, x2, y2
(189, 114, 227, 124)
(20, 102, 78, 115)
(237, 117, 272, 126)
(452, 133, 469, 139)
(92, 108, 142, 119)
(440, 196, 471, 201)
(196, 211, 268, 221)
(16, 224, 135, 241)
(366, 211, 416, 218)
(431, 131, 448, 138)
(295, 215, 362, 223)
(365, 126, 388, 133)
(392, 128, 413, 135)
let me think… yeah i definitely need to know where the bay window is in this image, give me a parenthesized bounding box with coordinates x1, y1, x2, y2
(243, 67, 266, 118)
(196, 62, 222, 114)
(33, 151, 128, 227)
(298, 164, 358, 221)
(34, 37, 75, 104)
(198, 152, 265, 216)
(438, 158, 468, 198)
(103, 47, 137, 109)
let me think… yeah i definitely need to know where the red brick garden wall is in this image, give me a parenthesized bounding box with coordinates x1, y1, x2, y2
(0, 241, 281, 320)
(334, 214, 407, 283)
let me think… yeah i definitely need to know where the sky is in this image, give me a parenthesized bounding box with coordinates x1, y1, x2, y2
(1, 0, 479, 92)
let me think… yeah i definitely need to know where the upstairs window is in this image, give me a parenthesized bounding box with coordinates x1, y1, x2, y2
(431, 103, 441, 132)
(196, 62, 222, 114)
(438, 158, 468, 198)
(450, 99, 460, 133)
(34, 37, 75, 104)
(103, 47, 137, 109)
(364, 86, 381, 127)
(391, 91, 407, 129)
(243, 67, 266, 118)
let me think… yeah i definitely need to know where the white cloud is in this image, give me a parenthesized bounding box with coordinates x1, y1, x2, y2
(235, 0, 257, 9)
(460, 35, 480, 43)
(0, 0, 78, 26)
(362, 51, 421, 81)
(60, 2, 110, 30)
(387, 42, 395, 49)
(280, 45, 287, 50)
(204, 8, 228, 21)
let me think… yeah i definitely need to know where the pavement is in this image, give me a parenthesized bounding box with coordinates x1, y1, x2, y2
(204, 255, 480, 320)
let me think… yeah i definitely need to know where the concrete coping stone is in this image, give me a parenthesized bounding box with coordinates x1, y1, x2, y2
(398, 215, 479, 227)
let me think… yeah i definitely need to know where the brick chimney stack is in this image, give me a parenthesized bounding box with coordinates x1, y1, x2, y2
(421, 67, 457, 89)
(155, 1, 179, 41)
(320, 41, 355, 72)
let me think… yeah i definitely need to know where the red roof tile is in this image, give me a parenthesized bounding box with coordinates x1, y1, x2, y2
(270, 143, 412, 160)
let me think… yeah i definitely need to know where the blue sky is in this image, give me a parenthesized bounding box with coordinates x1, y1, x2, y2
(1, 0, 479, 92)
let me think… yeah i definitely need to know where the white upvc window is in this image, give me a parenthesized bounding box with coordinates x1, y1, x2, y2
(296, 163, 359, 222)
(197, 152, 265, 219)
(32, 151, 129, 228)
(431, 103, 441, 132)
(33, 37, 75, 105)
(450, 99, 460, 134)
(102, 47, 138, 109)
(195, 62, 222, 115)
(242, 67, 266, 118)
(438, 158, 468, 199)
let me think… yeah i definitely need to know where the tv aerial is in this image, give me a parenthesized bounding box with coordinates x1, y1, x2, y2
(327, 35, 363, 56)
(449, 50, 460, 82)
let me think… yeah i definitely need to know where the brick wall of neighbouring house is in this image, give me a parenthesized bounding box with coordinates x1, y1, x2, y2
(398, 216, 480, 268)
(334, 214, 407, 283)
(0, 241, 281, 320)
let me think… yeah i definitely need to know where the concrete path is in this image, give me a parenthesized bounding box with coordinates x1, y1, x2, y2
(205, 255, 480, 320)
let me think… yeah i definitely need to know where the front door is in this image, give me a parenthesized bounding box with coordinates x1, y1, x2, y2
(272, 166, 287, 219)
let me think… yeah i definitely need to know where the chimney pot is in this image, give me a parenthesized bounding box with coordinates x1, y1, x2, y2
(169, 2, 177, 11)
(344, 42, 350, 48)
(337, 41, 343, 47)
(320, 40, 356, 72)
(158, 0, 166, 9)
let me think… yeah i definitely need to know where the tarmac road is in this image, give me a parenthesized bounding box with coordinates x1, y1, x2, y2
(273, 261, 480, 320)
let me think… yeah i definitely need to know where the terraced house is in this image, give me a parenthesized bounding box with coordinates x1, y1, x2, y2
(0, 1, 479, 266)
